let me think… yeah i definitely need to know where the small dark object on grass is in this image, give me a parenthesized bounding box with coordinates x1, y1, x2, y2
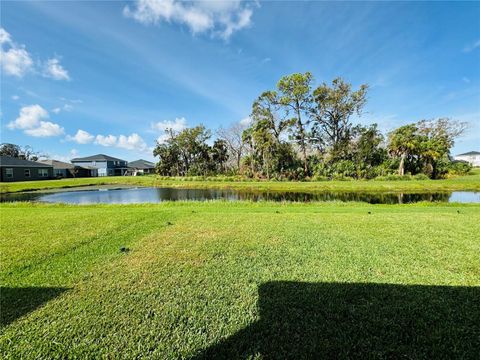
(457, 210, 460, 214)
(167, 221, 173, 226)
(368, 211, 372, 214)
(192, 210, 196, 213)
(120, 247, 130, 253)
(275, 211, 280, 214)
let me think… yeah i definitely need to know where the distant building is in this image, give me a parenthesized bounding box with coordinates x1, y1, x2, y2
(0, 156, 53, 182)
(70, 154, 128, 176)
(128, 159, 155, 175)
(454, 151, 480, 167)
(38, 159, 97, 178)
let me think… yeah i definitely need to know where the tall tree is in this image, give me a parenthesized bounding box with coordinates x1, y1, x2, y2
(387, 124, 420, 176)
(216, 121, 248, 171)
(311, 78, 368, 159)
(277, 72, 314, 174)
(211, 139, 229, 173)
(351, 124, 387, 178)
(416, 118, 466, 178)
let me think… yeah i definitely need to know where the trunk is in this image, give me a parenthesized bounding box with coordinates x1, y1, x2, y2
(302, 145, 308, 175)
(237, 153, 241, 172)
(295, 103, 308, 175)
(398, 153, 406, 176)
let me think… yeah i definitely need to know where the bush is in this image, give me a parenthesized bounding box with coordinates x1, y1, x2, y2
(412, 173, 430, 180)
(375, 174, 413, 181)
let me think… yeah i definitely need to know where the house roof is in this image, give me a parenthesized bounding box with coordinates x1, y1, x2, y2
(128, 159, 155, 169)
(456, 151, 480, 156)
(0, 156, 53, 168)
(71, 154, 126, 162)
(38, 159, 75, 169)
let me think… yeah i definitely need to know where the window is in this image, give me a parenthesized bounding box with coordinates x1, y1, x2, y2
(6, 168, 13, 178)
(25, 169, 31, 177)
(38, 169, 49, 177)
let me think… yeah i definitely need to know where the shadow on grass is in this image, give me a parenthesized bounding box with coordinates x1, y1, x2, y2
(1, 287, 69, 327)
(191, 281, 480, 359)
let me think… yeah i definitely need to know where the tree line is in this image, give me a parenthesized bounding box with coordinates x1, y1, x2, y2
(153, 72, 470, 180)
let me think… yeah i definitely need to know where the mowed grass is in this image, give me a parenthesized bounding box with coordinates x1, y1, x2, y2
(1, 201, 479, 358)
(1, 168, 480, 193)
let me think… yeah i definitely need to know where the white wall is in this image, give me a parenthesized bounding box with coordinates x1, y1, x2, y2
(455, 155, 480, 167)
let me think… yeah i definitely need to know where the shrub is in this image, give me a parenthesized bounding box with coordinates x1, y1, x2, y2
(412, 173, 430, 180)
(375, 174, 413, 181)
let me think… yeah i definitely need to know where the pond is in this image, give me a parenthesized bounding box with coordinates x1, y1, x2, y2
(1, 187, 479, 204)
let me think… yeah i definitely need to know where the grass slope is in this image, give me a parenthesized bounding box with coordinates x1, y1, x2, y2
(1, 168, 480, 194)
(1, 201, 479, 358)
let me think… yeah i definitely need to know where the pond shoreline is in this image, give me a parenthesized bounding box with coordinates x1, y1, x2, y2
(2, 186, 479, 204)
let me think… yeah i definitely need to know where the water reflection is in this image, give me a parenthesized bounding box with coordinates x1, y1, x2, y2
(1, 187, 479, 204)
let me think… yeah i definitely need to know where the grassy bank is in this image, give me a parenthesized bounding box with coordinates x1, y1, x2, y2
(1, 168, 480, 193)
(1, 201, 479, 358)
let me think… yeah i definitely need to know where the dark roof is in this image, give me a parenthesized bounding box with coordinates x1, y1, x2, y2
(38, 159, 75, 169)
(456, 151, 480, 156)
(128, 159, 155, 169)
(0, 156, 53, 168)
(71, 154, 126, 162)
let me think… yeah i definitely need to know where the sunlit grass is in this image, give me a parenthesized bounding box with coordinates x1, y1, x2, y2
(1, 201, 479, 358)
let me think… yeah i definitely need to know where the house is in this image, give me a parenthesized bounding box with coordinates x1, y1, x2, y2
(454, 151, 480, 167)
(0, 156, 53, 182)
(38, 159, 97, 178)
(70, 154, 128, 176)
(128, 159, 156, 175)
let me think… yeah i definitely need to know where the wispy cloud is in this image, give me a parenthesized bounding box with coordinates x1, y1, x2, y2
(123, 0, 255, 39)
(43, 57, 70, 80)
(463, 39, 480, 53)
(7, 104, 64, 137)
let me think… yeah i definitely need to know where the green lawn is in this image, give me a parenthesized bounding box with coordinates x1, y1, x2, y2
(1, 201, 479, 358)
(1, 168, 480, 194)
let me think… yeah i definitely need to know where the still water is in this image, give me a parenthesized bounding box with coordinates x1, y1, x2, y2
(1, 187, 479, 204)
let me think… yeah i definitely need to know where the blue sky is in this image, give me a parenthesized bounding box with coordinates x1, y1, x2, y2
(1, 1, 479, 162)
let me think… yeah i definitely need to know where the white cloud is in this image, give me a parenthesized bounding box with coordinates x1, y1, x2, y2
(151, 117, 187, 132)
(11, 95, 19, 100)
(95, 133, 148, 153)
(463, 39, 480, 53)
(118, 133, 148, 151)
(151, 117, 187, 144)
(0, 47, 33, 77)
(8, 104, 64, 137)
(7, 104, 48, 130)
(43, 58, 70, 80)
(0, 27, 69, 80)
(0, 28, 12, 44)
(239, 116, 252, 126)
(462, 77, 471, 84)
(24, 121, 64, 137)
(66, 129, 94, 144)
(52, 107, 62, 114)
(95, 134, 118, 147)
(123, 0, 254, 39)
